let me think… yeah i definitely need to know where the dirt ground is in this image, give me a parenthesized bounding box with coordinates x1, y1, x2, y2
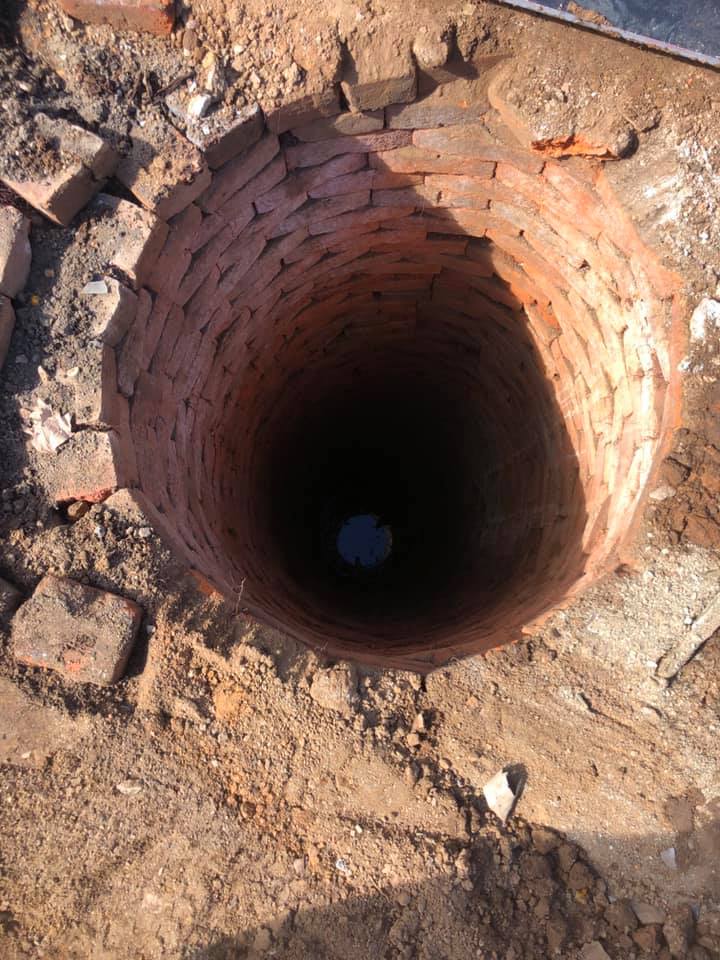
(1, 1, 720, 958)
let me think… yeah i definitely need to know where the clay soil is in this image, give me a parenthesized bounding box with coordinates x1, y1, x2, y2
(1, 2, 720, 959)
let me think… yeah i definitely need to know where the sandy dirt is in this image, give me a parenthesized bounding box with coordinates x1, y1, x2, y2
(1, 1, 720, 958)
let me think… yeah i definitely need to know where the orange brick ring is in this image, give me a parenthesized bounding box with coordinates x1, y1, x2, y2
(102, 82, 683, 670)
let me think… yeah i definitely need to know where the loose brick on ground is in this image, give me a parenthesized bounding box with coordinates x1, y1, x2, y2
(0, 206, 31, 298)
(59, 0, 174, 34)
(12, 575, 143, 685)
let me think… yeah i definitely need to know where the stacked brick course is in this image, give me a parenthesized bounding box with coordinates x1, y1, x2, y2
(66, 75, 682, 668)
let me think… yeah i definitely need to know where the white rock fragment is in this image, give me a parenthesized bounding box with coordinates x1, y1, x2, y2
(116, 779, 143, 796)
(649, 484, 676, 502)
(660, 846, 677, 870)
(187, 93, 213, 119)
(83, 279, 109, 295)
(690, 298, 720, 342)
(482, 770, 517, 823)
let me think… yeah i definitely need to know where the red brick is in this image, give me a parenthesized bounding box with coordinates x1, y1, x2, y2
(292, 110, 384, 142)
(308, 204, 416, 236)
(52, 429, 119, 504)
(285, 130, 412, 170)
(60, 0, 173, 33)
(369, 145, 495, 178)
(86, 277, 138, 346)
(265, 88, 341, 135)
(0, 206, 31, 299)
(386, 76, 490, 129)
(97, 195, 169, 289)
(186, 103, 264, 170)
(200, 134, 280, 213)
(13, 575, 143, 685)
(270, 190, 371, 238)
(413, 125, 545, 174)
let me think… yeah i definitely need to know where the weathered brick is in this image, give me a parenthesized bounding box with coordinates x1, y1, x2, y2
(386, 76, 490, 129)
(200, 134, 280, 213)
(85, 277, 138, 346)
(413, 125, 545, 174)
(341, 36, 417, 112)
(185, 102, 264, 170)
(117, 122, 211, 220)
(285, 130, 412, 170)
(12, 574, 143, 685)
(59, 0, 173, 34)
(265, 87, 341, 135)
(51, 429, 120, 503)
(369, 145, 495, 178)
(0, 205, 31, 298)
(95, 195, 169, 288)
(292, 109, 385, 142)
(0, 295, 15, 370)
(2, 117, 117, 225)
(271, 190, 371, 238)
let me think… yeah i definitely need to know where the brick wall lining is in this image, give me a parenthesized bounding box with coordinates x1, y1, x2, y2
(95, 80, 683, 670)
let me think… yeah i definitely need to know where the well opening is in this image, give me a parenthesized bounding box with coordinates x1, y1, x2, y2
(111, 120, 678, 669)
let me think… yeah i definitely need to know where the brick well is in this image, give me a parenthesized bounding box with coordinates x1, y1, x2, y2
(101, 105, 683, 670)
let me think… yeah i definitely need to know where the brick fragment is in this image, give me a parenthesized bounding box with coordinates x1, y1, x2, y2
(265, 87, 341, 135)
(341, 36, 417, 111)
(292, 109, 385, 142)
(0, 295, 15, 370)
(185, 102, 264, 170)
(59, 0, 174, 34)
(116, 121, 211, 220)
(95, 195, 169, 288)
(12, 575, 143, 685)
(286, 130, 412, 170)
(52, 429, 119, 503)
(386, 77, 490, 129)
(1, 116, 117, 225)
(84, 277, 138, 346)
(0, 206, 31, 298)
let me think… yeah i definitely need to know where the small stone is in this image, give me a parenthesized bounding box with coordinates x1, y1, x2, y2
(83, 279, 109, 295)
(580, 943, 611, 960)
(67, 500, 91, 521)
(187, 93, 213, 119)
(633, 925, 664, 953)
(116, 779, 142, 795)
(632, 901, 667, 926)
(0, 206, 32, 299)
(567, 860, 594, 891)
(605, 899, 639, 933)
(649, 484, 676, 502)
(660, 847, 677, 870)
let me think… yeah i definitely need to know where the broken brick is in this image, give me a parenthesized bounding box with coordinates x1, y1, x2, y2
(0, 206, 32, 298)
(59, 0, 174, 35)
(12, 574, 143, 685)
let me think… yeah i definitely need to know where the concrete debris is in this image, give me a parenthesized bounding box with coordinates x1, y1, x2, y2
(482, 769, 517, 822)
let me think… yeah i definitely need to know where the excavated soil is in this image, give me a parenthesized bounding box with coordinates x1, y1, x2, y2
(1, 2, 720, 959)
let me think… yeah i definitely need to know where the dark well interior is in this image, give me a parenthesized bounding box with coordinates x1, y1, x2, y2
(213, 260, 588, 660)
